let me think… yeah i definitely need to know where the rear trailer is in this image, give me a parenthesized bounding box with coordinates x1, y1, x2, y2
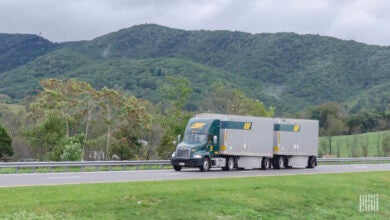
(171, 114, 318, 171)
(273, 118, 319, 169)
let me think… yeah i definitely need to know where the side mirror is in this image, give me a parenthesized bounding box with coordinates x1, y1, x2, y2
(213, 135, 218, 145)
(177, 134, 181, 143)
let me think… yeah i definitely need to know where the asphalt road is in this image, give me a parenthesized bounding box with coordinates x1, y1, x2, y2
(0, 163, 389, 187)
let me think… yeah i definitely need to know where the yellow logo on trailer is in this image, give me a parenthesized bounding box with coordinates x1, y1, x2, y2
(293, 124, 300, 132)
(243, 122, 252, 130)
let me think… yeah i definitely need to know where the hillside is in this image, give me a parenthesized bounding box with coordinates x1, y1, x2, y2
(0, 34, 58, 72)
(0, 24, 389, 114)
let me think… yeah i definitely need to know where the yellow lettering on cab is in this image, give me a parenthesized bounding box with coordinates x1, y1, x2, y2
(191, 123, 205, 129)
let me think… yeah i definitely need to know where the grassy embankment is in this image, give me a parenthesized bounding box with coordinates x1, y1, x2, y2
(0, 171, 389, 219)
(319, 130, 390, 157)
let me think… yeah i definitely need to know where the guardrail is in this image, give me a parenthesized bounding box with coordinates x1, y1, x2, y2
(0, 157, 389, 174)
(317, 157, 390, 163)
(0, 160, 171, 174)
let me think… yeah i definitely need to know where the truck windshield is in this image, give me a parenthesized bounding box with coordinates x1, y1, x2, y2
(183, 133, 208, 145)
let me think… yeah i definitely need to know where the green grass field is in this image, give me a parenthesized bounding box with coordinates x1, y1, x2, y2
(0, 171, 388, 219)
(319, 130, 390, 157)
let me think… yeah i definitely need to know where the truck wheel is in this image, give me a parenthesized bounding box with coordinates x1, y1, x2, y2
(273, 156, 285, 169)
(226, 157, 235, 171)
(199, 157, 210, 172)
(278, 156, 285, 169)
(173, 165, 182, 171)
(307, 156, 316, 168)
(284, 157, 291, 168)
(261, 157, 270, 170)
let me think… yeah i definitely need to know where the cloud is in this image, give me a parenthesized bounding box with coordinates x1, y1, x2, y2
(1, 0, 390, 45)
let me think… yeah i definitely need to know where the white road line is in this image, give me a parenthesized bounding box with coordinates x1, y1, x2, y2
(47, 176, 82, 179)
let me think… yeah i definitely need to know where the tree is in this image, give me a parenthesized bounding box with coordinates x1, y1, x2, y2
(25, 78, 152, 161)
(310, 102, 346, 155)
(0, 123, 13, 160)
(157, 76, 193, 158)
(201, 83, 274, 117)
(31, 79, 83, 137)
(99, 88, 124, 160)
(347, 110, 384, 133)
(60, 142, 82, 161)
(24, 111, 66, 160)
(112, 97, 152, 160)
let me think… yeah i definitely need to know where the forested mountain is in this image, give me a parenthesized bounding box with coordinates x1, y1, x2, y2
(0, 34, 59, 72)
(0, 24, 389, 114)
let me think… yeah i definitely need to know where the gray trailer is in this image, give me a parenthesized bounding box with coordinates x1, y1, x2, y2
(171, 113, 318, 171)
(273, 118, 319, 169)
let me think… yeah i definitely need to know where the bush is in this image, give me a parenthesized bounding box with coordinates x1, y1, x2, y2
(60, 142, 82, 161)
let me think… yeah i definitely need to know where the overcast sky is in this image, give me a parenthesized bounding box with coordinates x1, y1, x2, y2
(1, 0, 390, 46)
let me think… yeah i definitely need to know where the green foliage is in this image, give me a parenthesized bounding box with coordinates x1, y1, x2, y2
(111, 97, 152, 160)
(60, 142, 82, 161)
(24, 79, 152, 161)
(157, 76, 193, 158)
(1, 24, 389, 114)
(0, 34, 58, 72)
(24, 111, 67, 160)
(200, 82, 274, 116)
(309, 102, 346, 136)
(347, 110, 385, 133)
(0, 123, 13, 159)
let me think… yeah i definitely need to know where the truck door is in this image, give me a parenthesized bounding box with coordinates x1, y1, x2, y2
(208, 120, 220, 157)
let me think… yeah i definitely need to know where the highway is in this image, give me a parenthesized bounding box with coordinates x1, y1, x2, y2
(0, 163, 389, 187)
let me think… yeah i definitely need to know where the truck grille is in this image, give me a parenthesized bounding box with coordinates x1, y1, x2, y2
(176, 148, 190, 159)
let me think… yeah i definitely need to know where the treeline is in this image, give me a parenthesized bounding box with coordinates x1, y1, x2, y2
(301, 102, 390, 157)
(0, 78, 273, 161)
(306, 102, 390, 136)
(1, 78, 389, 161)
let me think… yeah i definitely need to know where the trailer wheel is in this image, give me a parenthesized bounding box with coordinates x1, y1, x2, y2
(261, 158, 270, 170)
(278, 156, 285, 169)
(199, 157, 210, 172)
(273, 156, 285, 169)
(307, 156, 316, 168)
(284, 157, 292, 169)
(226, 157, 235, 171)
(173, 165, 182, 171)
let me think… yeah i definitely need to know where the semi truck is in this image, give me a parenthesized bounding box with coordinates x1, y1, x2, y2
(171, 113, 318, 171)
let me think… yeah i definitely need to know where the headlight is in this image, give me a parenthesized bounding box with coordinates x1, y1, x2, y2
(193, 154, 202, 159)
(171, 152, 176, 158)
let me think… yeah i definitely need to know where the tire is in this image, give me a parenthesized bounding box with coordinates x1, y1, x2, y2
(226, 157, 235, 171)
(284, 157, 291, 169)
(273, 156, 285, 169)
(173, 165, 182, 171)
(199, 157, 210, 172)
(278, 156, 285, 169)
(261, 157, 270, 170)
(307, 156, 316, 168)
